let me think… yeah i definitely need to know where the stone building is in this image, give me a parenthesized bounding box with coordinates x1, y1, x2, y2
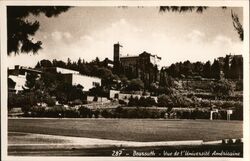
(113, 42, 161, 87)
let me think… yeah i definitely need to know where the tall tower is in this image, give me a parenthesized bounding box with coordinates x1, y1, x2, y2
(113, 42, 122, 63)
(113, 42, 122, 72)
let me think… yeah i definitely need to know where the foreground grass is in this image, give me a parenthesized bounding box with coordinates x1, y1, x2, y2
(8, 118, 242, 142)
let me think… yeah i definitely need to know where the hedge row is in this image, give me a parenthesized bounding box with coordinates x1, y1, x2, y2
(23, 105, 243, 120)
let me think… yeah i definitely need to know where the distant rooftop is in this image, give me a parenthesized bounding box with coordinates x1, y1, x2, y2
(120, 54, 138, 58)
(120, 52, 161, 60)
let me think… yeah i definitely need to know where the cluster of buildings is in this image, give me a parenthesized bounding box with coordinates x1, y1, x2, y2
(8, 42, 161, 94)
(8, 65, 101, 93)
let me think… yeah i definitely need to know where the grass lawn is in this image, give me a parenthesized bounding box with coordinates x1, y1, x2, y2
(8, 118, 242, 142)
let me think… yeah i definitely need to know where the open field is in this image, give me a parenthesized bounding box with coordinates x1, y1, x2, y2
(8, 118, 243, 142)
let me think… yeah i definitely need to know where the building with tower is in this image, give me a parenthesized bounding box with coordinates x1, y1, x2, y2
(113, 42, 161, 87)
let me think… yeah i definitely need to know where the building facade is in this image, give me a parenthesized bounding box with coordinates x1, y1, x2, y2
(8, 66, 42, 93)
(43, 67, 79, 74)
(8, 66, 101, 93)
(113, 42, 161, 87)
(63, 73, 101, 91)
(45, 67, 102, 91)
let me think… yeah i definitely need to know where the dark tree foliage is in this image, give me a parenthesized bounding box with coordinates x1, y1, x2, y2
(211, 59, 221, 80)
(203, 61, 212, 78)
(210, 79, 234, 99)
(157, 94, 172, 107)
(126, 78, 144, 91)
(78, 106, 92, 118)
(52, 59, 67, 68)
(35, 62, 41, 68)
(40, 59, 53, 67)
(230, 56, 243, 79)
(128, 96, 139, 106)
(136, 97, 156, 107)
(223, 55, 230, 79)
(137, 55, 238, 81)
(89, 85, 109, 97)
(56, 83, 85, 103)
(25, 72, 39, 89)
(167, 64, 180, 78)
(182, 60, 193, 76)
(7, 6, 70, 54)
(159, 6, 208, 13)
(231, 10, 243, 41)
(8, 78, 16, 89)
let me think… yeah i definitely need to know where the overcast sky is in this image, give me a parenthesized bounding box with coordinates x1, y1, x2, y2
(8, 6, 243, 68)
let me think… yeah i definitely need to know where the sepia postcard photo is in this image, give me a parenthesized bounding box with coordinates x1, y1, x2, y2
(1, 0, 249, 161)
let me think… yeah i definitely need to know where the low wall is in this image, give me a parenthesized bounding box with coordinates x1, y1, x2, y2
(87, 96, 108, 102)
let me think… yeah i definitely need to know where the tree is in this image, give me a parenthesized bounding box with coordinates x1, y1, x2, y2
(193, 61, 203, 76)
(78, 106, 92, 118)
(128, 96, 139, 106)
(89, 85, 108, 97)
(7, 6, 71, 55)
(35, 62, 41, 68)
(182, 60, 193, 76)
(211, 59, 221, 79)
(157, 94, 173, 107)
(96, 67, 113, 79)
(25, 72, 39, 90)
(44, 96, 56, 106)
(203, 61, 211, 78)
(231, 10, 243, 41)
(8, 78, 16, 89)
(126, 78, 144, 91)
(52, 59, 66, 68)
(40, 59, 53, 67)
(223, 55, 230, 79)
(56, 83, 86, 103)
(159, 6, 208, 13)
(230, 56, 243, 80)
(167, 64, 180, 78)
(210, 79, 234, 99)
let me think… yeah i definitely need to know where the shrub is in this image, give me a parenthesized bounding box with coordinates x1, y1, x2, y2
(210, 80, 234, 99)
(29, 106, 46, 117)
(44, 96, 56, 106)
(231, 107, 243, 120)
(157, 94, 172, 107)
(200, 99, 211, 107)
(128, 96, 139, 106)
(71, 99, 83, 106)
(101, 109, 115, 118)
(64, 108, 79, 118)
(126, 78, 144, 91)
(235, 139, 242, 144)
(235, 80, 243, 91)
(119, 99, 127, 105)
(228, 139, 234, 144)
(93, 110, 100, 118)
(44, 105, 66, 117)
(78, 106, 92, 118)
